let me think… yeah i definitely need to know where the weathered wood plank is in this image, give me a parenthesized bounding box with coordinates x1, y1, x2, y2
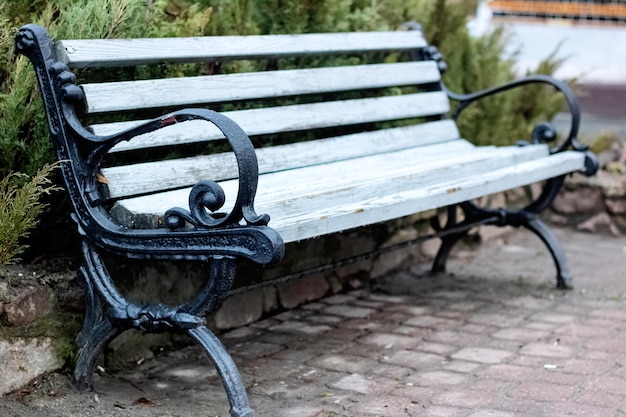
(269, 151, 585, 243)
(82, 61, 441, 113)
(108, 145, 586, 238)
(102, 120, 462, 198)
(92, 91, 450, 152)
(57, 31, 427, 68)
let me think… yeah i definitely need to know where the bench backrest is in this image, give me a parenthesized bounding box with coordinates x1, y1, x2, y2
(54, 29, 457, 205)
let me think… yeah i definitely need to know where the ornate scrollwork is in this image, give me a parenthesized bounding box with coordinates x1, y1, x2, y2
(108, 303, 205, 334)
(531, 122, 557, 144)
(15, 28, 35, 53)
(164, 180, 227, 230)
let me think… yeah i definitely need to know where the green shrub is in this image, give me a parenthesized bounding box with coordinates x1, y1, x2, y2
(0, 163, 60, 266)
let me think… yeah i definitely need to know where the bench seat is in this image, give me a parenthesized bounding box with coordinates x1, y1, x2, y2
(111, 137, 585, 243)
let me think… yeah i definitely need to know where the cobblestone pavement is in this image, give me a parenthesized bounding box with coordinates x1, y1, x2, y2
(3, 227, 626, 416)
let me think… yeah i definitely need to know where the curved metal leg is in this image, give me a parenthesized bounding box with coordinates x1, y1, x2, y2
(188, 326, 254, 417)
(431, 232, 468, 274)
(74, 240, 251, 412)
(73, 319, 123, 390)
(523, 217, 573, 289)
(75, 265, 104, 348)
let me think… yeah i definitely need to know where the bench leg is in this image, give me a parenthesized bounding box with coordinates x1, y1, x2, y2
(431, 231, 467, 274)
(72, 240, 254, 415)
(430, 199, 573, 289)
(430, 205, 471, 275)
(73, 319, 122, 390)
(188, 326, 254, 417)
(522, 217, 573, 289)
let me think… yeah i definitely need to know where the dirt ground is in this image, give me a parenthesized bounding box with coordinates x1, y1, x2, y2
(0, 226, 625, 417)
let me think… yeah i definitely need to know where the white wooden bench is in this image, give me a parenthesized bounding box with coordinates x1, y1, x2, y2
(17, 23, 596, 417)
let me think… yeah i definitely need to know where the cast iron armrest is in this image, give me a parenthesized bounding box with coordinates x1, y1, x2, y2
(443, 75, 598, 176)
(16, 24, 284, 265)
(64, 107, 285, 266)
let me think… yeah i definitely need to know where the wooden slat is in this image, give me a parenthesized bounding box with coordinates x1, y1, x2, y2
(102, 120, 462, 199)
(244, 145, 550, 207)
(92, 91, 450, 152)
(269, 152, 585, 243)
(108, 144, 584, 235)
(57, 31, 427, 68)
(82, 61, 441, 113)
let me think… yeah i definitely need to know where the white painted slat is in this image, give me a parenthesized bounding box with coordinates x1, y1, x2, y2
(82, 61, 442, 113)
(57, 31, 426, 68)
(102, 120, 462, 199)
(92, 92, 450, 152)
(108, 145, 582, 234)
(271, 151, 586, 243)
(249, 145, 549, 207)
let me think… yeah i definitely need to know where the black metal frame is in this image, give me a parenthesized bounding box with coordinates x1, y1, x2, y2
(16, 24, 284, 417)
(16, 22, 597, 415)
(416, 29, 598, 289)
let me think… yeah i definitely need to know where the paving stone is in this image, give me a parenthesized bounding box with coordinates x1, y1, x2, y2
(304, 314, 344, 325)
(364, 293, 409, 304)
(424, 330, 487, 346)
(468, 313, 525, 328)
(491, 327, 550, 341)
(308, 354, 377, 374)
(589, 308, 626, 321)
(349, 299, 386, 309)
(583, 375, 626, 396)
(321, 294, 356, 305)
(432, 388, 497, 409)
(529, 311, 577, 324)
(558, 358, 615, 375)
(524, 321, 559, 331)
(406, 370, 469, 386)
(441, 360, 482, 373)
(323, 304, 376, 318)
(347, 394, 423, 416)
(419, 405, 470, 417)
(519, 342, 574, 358)
(341, 318, 383, 331)
(554, 322, 613, 338)
(357, 332, 420, 350)
(544, 401, 617, 417)
(508, 381, 576, 402)
(387, 305, 433, 316)
(451, 347, 513, 364)
(467, 410, 515, 417)
(415, 342, 458, 356)
(404, 315, 460, 330)
(327, 373, 372, 394)
(230, 341, 285, 359)
(268, 320, 332, 335)
(381, 349, 446, 369)
(482, 364, 543, 381)
(391, 325, 430, 337)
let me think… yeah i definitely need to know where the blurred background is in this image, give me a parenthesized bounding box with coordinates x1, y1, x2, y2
(469, 0, 626, 138)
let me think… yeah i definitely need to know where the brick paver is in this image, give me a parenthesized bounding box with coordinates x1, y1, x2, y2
(3, 228, 626, 416)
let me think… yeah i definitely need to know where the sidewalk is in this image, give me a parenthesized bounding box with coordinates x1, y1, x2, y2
(2, 227, 626, 416)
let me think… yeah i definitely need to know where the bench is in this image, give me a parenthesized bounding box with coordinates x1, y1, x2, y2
(16, 23, 597, 416)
